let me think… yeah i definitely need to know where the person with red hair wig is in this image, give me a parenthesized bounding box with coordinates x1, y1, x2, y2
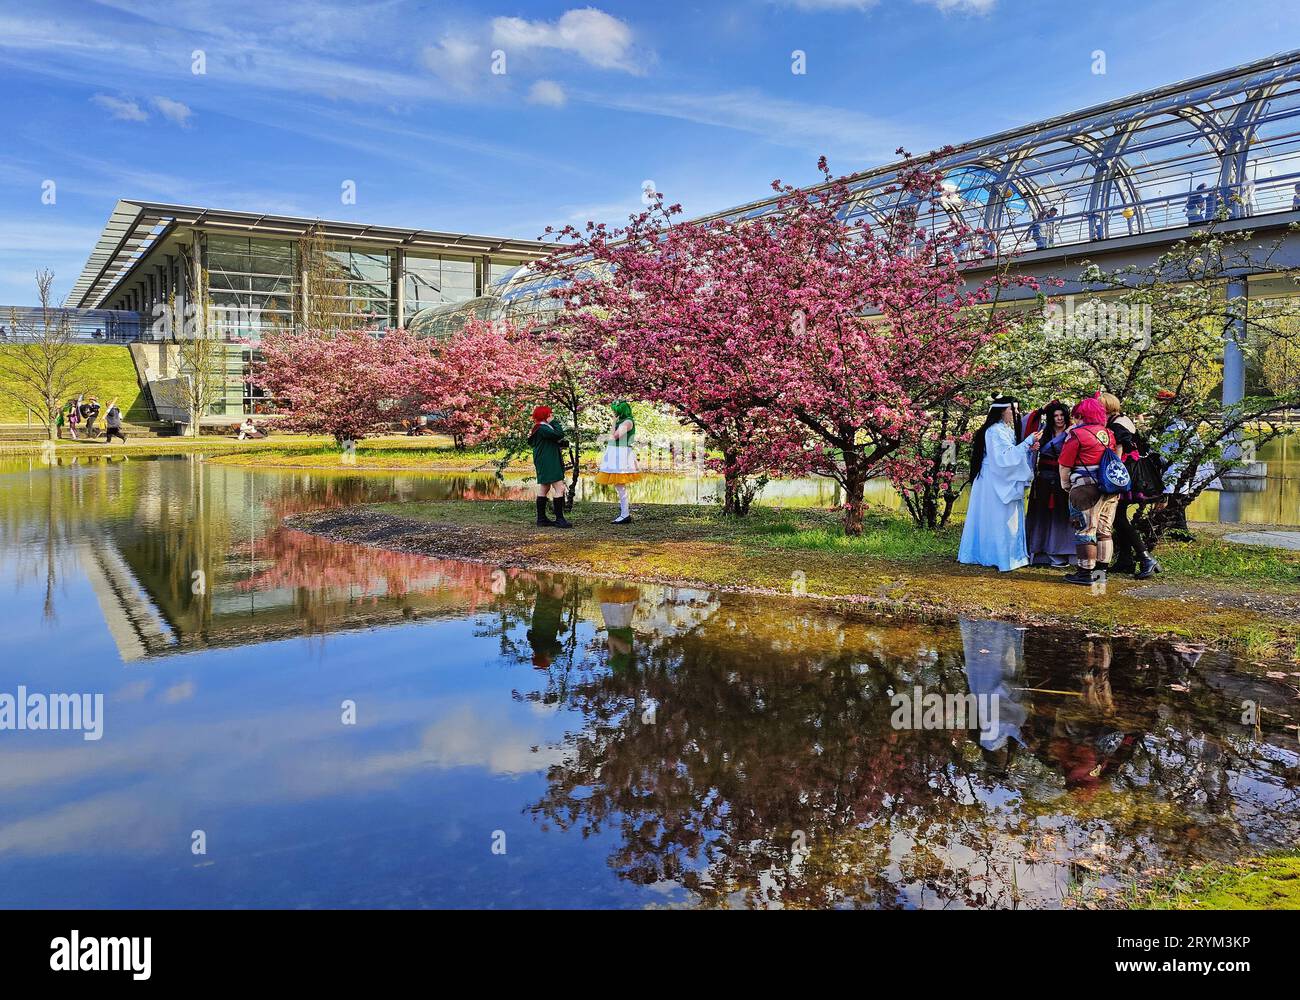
(527, 405, 571, 528)
(1057, 394, 1120, 585)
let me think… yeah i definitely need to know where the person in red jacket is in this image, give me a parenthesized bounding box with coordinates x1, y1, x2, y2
(1057, 395, 1119, 586)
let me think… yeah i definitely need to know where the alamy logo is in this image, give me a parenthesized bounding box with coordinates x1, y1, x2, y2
(1043, 296, 1151, 347)
(50, 931, 151, 980)
(890, 685, 1001, 743)
(0, 687, 103, 741)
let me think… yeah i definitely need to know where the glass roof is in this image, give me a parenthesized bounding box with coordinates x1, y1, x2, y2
(430, 48, 1300, 329)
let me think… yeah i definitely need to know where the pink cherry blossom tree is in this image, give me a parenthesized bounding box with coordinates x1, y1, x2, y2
(538, 151, 1029, 532)
(534, 199, 815, 516)
(254, 327, 422, 445)
(410, 318, 555, 449)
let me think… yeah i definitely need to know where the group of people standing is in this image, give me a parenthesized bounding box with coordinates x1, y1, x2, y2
(57, 394, 125, 443)
(528, 401, 642, 528)
(959, 391, 1168, 585)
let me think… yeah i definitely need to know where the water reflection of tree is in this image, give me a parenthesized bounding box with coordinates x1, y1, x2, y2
(0, 455, 136, 623)
(231, 525, 513, 635)
(523, 606, 1300, 909)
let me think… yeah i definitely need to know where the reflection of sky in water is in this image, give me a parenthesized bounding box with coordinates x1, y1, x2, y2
(0, 558, 644, 906)
(0, 457, 1296, 909)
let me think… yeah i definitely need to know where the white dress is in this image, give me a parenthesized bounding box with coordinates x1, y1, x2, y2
(958, 423, 1036, 572)
(595, 419, 641, 484)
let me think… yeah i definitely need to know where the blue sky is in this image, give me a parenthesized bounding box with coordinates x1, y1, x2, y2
(1, 0, 1298, 304)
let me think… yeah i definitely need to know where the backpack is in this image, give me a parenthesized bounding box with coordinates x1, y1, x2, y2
(1123, 430, 1165, 502)
(1098, 437, 1132, 495)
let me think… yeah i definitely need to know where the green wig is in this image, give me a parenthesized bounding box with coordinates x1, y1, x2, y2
(611, 400, 634, 422)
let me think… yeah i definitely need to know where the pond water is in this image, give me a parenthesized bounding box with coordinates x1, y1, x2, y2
(0, 454, 1297, 908)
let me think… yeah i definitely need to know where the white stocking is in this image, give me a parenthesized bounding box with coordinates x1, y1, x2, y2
(615, 485, 629, 518)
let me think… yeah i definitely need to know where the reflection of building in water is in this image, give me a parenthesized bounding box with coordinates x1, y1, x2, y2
(77, 538, 177, 662)
(5, 458, 520, 662)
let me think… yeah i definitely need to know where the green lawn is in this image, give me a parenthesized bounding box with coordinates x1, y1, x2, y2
(0, 344, 149, 424)
(1126, 855, 1300, 910)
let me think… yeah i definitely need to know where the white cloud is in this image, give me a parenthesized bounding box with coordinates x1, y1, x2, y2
(584, 86, 933, 164)
(491, 8, 642, 73)
(151, 96, 193, 127)
(527, 79, 567, 108)
(0, 219, 103, 255)
(422, 32, 481, 81)
(925, 0, 997, 12)
(90, 94, 148, 122)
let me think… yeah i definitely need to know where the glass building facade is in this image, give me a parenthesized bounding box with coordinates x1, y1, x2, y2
(207, 235, 296, 336)
(401, 252, 478, 323)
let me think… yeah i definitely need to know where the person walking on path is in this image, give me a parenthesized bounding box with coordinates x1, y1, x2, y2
(80, 396, 101, 438)
(528, 405, 571, 528)
(66, 396, 81, 440)
(103, 399, 126, 444)
(595, 401, 642, 525)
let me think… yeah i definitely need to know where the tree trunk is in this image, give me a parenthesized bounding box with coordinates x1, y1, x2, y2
(1149, 496, 1193, 541)
(721, 447, 746, 517)
(939, 492, 957, 529)
(567, 441, 580, 506)
(921, 496, 937, 530)
(842, 450, 866, 536)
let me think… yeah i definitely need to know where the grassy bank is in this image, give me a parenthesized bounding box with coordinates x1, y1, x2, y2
(1125, 855, 1300, 909)
(0, 343, 148, 424)
(0, 435, 336, 460)
(287, 499, 1300, 662)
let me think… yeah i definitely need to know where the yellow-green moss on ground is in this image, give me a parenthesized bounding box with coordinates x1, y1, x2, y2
(1127, 855, 1300, 910)
(286, 500, 1300, 663)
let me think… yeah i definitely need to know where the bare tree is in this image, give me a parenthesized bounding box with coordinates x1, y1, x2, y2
(297, 226, 371, 332)
(155, 244, 231, 435)
(0, 269, 90, 440)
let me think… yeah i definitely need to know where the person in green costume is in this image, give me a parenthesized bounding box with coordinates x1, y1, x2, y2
(526, 579, 567, 669)
(527, 405, 571, 528)
(595, 400, 642, 525)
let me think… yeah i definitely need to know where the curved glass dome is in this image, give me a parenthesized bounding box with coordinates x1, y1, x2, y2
(406, 262, 570, 338)
(416, 49, 1300, 331)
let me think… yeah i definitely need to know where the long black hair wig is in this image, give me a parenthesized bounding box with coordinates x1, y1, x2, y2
(969, 395, 1021, 483)
(1037, 400, 1070, 444)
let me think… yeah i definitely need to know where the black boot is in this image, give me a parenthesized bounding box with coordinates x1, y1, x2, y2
(1135, 555, 1161, 579)
(535, 497, 553, 526)
(1063, 568, 1100, 586)
(551, 496, 572, 528)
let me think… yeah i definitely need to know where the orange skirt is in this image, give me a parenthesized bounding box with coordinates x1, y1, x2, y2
(595, 471, 642, 485)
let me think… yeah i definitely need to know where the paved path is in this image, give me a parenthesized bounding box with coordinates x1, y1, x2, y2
(1224, 530, 1300, 551)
